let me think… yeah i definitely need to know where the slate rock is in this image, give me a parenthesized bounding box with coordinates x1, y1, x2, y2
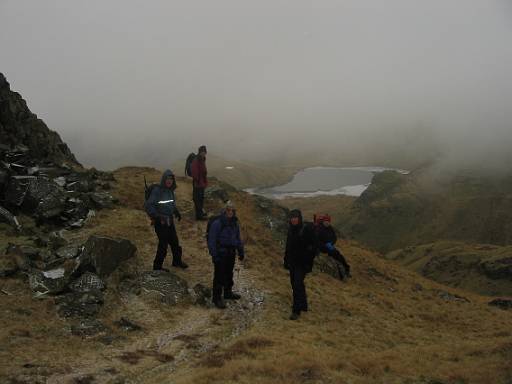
(5, 176, 35, 206)
(78, 236, 136, 277)
(70, 272, 105, 292)
(55, 245, 80, 259)
(191, 283, 212, 306)
(28, 259, 79, 296)
(140, 270, 189, 305)
(56, 289, 104, 318)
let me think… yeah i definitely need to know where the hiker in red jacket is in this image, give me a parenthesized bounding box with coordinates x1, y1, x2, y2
(191, 145, 208, 220)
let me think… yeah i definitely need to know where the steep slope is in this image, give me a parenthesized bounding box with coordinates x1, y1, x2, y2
(1, 167, 511, 384)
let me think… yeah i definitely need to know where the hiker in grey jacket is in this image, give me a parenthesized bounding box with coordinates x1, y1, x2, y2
(145, 169, 188, 270)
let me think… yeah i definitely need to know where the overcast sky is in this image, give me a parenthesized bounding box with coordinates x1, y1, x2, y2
(1, 1, 511, 170)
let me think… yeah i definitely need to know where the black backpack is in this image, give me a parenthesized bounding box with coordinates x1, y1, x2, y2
(185, 153, 196, 177)
(144, 176, 160, 206)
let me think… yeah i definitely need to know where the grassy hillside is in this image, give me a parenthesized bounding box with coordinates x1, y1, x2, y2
(1, 167, 512, 383)
(339, 168, 512, 252)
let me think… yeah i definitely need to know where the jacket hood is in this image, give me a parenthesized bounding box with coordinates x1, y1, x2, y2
(289, 209, 303, 226)
(160, 169, 177, 190)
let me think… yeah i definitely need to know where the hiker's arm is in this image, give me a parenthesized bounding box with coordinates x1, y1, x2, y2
(236, 226, 245, 260)
(283, 232, 291, 269)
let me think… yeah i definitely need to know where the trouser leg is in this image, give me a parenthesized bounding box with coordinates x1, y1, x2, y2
(166, 222, 182, 265)
(223, 252, 236, 293)
(330, 249, 351, 275)
(212, 259, 225, 301)
(289, 266, 307, 313)
(153, 223, 169, 269)
(193, 186, 205, 219)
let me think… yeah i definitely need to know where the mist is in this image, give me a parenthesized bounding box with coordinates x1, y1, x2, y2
(1, 0, 511, 172)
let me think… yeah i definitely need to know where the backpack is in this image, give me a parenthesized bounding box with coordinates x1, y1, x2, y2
(185, 153, 196, 177)
(144, 176, 160, 207)
(206, 215, 239, 243)
(313, 213, 331, 226)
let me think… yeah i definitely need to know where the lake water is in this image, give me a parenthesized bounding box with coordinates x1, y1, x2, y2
(246, 166, 408, 199)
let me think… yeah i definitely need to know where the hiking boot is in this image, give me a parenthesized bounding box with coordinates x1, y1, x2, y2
(224, 291, 241, 300)
(213, 298, 226, 309)
(289, 312, 300, 320)
(172, 261, 189, 269)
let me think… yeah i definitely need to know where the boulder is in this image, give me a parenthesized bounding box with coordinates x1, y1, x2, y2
(28, 259, 79, 296)
(56, 290, 104, 318)
(313, 254, 348, 281)
(191, 283, 212, 306)
(25, 177, 67, 219)
(4, 176, 35, 206)
(140, 270, 189, 305)
(78, 236, 136, 277)
(205, 186, 230, 203)
(89, 191, 115, 209)
(49, 231, 69, 250)
(55, 245, 80, 259)
(70, 272, 105, 292)
(480, 257, 512, 280)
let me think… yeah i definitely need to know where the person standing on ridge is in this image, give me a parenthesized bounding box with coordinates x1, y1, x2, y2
(207, 201, 245, 309)
(284, 209, 317, 320)
(191, 145, 208, 220)
(145, 169, 188, 271)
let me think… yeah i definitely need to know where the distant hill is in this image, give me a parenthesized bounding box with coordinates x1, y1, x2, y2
(339, 167, 512, 252)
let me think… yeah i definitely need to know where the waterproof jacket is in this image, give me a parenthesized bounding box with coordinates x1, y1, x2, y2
(285, 210, 317, 272)
(145, 170, 179, 222)
(316, 224, 337, 252)
(208, 210, 244, 263)
(191, 156, 208, 188)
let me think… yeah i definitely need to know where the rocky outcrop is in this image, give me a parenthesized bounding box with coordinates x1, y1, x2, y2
(0, 73, 78, 165)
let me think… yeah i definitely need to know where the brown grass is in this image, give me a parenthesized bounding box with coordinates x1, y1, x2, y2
(1, 166, 512, 384)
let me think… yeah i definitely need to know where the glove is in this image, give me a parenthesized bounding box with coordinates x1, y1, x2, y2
(174, 210, 182, 222)
(238, 252, 245, 261)
(326, 242, 335, 251)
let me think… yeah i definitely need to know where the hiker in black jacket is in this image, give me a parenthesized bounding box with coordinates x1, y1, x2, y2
(315, 215, 351, 278)
(284, 209, 317, 320)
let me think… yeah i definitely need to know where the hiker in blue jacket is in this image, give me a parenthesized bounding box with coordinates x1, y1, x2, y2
(145, 169, 188, 271)
(207, 201, 245, 309)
